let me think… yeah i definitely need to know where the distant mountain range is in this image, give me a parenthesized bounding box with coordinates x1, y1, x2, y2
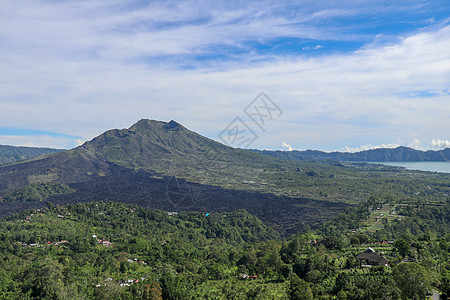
(253, 146, 450, 162)
(3, 136, 448, 166)
(0, 145, 62, 165)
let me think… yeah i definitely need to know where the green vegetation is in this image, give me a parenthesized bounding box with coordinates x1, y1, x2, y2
(2, 183, 75, 203)
(0, 145, 62, 165)
(0, 199, 448, 299)
(0, 202, 277, 299)
(0, 120, 448, 299)
(259, 161, 450, 204)
(322, 195, 449, 239)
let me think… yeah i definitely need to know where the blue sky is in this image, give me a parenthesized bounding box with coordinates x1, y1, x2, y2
(0, 0, 449, 151)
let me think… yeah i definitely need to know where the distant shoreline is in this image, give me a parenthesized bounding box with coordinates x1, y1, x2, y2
(367, 161, 450, 173)
(252, 146, 450, 163)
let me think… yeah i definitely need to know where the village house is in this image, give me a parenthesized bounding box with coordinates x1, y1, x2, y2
(355, 247, 389, 267)
(96, 239, 112, 246)
(374, 240, 389, 245)
(239, 274, 258, 280)
(54, 240, 69, 245)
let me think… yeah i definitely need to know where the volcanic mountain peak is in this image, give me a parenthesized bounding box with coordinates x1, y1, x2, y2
(164, 120, 183, 130)
(129, 119, 185, 133)
(83, 119, 193, 151)
(74, 119, 234, 173)
(0, 119, 275, 190)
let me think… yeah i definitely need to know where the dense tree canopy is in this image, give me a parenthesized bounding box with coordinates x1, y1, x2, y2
(0, 198, 448, 299)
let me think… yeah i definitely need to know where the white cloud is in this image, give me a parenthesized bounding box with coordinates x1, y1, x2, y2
(407, 138, 423, 150)
(344, 143, 400, 153)
(0, 0, 353, 63)
(281, 142, 293, 151)
(302, 45, 324, 51)
(75, 139, 85, 147)
(343, 138, 450, 153)
(0, 1, 449, 150)
(431, 139, 450, 149)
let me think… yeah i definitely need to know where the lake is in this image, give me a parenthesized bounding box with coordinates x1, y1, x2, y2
(370, 161, 450, 173)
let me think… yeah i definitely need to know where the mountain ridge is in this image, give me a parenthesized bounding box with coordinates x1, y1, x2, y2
(78, 119, 273, 175)
(252, 146, 450, 162)
(0, 145, 63, 165)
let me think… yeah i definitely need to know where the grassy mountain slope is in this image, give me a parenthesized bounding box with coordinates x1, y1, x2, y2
(81, 119, 279, 181)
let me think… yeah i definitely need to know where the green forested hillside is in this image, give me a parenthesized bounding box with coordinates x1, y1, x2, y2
(0, 145, 62, 165)
(0, 200, 448, 299)
(0, 202, 279, 299)
(2, 183, 75, 203)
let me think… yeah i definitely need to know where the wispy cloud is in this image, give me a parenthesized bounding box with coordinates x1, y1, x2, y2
(281, 142, 293, 151)
(344, 143, 401, 153)
(431, 139, 450, 149)
(345, 138, 450, 153)
(302, 45, 323, 51)
(0, 0, 449, 150)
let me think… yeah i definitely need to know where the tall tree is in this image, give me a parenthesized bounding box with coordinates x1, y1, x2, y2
(142, 282, 163, 300)
(392, 263, 432, 300)
(289, 274, 313, 300)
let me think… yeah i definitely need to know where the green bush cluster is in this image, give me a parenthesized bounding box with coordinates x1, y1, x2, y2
(2, 183, 75, 203)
